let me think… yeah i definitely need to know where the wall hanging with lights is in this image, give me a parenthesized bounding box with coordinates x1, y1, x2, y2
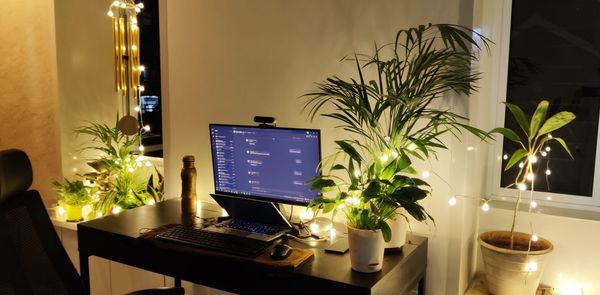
(107, 0, 146, 137)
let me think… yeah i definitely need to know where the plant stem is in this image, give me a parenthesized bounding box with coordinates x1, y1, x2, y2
(510, 159, 530, 249)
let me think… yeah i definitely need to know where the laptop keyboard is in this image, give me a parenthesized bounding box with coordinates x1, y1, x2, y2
(156, 225, 272, 258)
(225, 219, 282, 235)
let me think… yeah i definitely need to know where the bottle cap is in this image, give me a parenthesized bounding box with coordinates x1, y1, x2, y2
(183, 155, 195, 162)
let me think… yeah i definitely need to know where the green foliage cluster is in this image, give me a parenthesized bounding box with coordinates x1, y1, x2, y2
(52, 178, 94, 206)
(304, 24, 492, 242)
(492, 100, 575, 248)
(53, 116, 164, 218)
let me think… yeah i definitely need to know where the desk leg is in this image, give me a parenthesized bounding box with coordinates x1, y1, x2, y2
(80, 252, 90, 295)
(418, 275, 426, 295)
(174, 278, 181, 287)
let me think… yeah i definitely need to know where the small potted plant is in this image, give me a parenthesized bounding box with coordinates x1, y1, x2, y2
(303, 24, 491, 273)
(53, 179, 94, 221)
(481, 100, 575, 294)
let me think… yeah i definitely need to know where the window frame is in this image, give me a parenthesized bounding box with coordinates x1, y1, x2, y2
(485, 0, 600, 210)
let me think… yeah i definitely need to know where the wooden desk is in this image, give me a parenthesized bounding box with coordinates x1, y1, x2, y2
(78, 199, 427, 295)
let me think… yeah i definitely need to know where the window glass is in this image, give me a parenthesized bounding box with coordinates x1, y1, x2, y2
(501, 0, 600, 197)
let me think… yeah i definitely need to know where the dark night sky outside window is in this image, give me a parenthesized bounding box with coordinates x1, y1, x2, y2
(137, 0, 162, 157)
(501, 0, 600, 197)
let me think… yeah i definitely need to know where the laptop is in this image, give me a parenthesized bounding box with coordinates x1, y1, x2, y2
(203, 193, 292, 242)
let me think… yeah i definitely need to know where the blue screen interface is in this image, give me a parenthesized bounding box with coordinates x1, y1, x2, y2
(210, 124, 321, 205)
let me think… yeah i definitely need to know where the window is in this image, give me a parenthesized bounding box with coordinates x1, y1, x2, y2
(492, 0, 600, 207)
(137, 0, 163, 157)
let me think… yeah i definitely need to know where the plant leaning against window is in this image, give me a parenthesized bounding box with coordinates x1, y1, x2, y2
(303, 24, 492, 242)
(491, 100, 575, 249)
(74, 116, 164, 216)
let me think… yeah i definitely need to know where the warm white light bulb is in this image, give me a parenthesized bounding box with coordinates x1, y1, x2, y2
(466, 146, 475, 151)
(545, 146, 551, 152)
(128, 167, 135, 172)
(131, 44, 137, 51)
(527, 173, 534, 181)
(391, 151, 399, 158)
(448, 196, 457, 206)
(421, 170, 430, 179)
(531, 200, 538, 208)
(518, 183, 527, 191)
(137, 2, 144, 8)
(57, 206, 66, 215)
(407, 143, 417, 151)
(131, 24, 138, 31)
(112, 1, 120, 6)
(72, 156, 78, 160)
(96, 211, 103, 218)
(310, 223, 320, 234)
(503, 154, 508, 160)
(300, 209, 314, 222)
(138, 85, 145, 92)
(337, 203, 345, 209)
(531, 234, 539, 242)
(135, 7, 141, 13)
(380, 154, 389, 162)
(548, 134, 553, 139)
(112, 206, 122, 214)
(73, 168, 78, 172)
(481, 202, 490, 212)
(131, 17, 138, 24)
(147, 199, 156, 205)
(529, 155, 538, 163)
(353, 169, 361, 177)
(107, 10, 114, 17)
(541, 151, 547, 157)
(527, 261, 538, 272)
(518, 162, 525, 168)
(545, 169, 552, 175)
(120, 2, 126, 8)
(138, 145, 145, 152)
(134, 106, 141, 112)
(546, 196, 553, 201)
(145, 161, 152, 167)
(138, 65, 145, 72)
(143, 125, 150, 132)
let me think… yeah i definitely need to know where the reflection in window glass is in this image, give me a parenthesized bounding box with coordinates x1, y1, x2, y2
(501, 0, 600, 197)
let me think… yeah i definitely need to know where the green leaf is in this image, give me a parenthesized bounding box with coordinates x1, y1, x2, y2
(335, 140, 363, 164)
(309, 178, 336, 191)
(322, 202, 336, 213)
(537, 111, 576, 137)
(505, 148, 528, 171)
(490, 127, 521, 144)
(398, 186, 429, 201)
(362, 181, 381, 199)
(552, 137, 574, 159)
(529, 100, 549, 138)
(504, 102, 530, 136)
(380, 220, 392, 242)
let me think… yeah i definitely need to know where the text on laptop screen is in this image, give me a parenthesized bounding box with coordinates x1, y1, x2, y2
(209, 124, 321, 205)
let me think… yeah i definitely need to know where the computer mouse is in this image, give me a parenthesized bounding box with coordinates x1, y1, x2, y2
(270, 244, 293, 260)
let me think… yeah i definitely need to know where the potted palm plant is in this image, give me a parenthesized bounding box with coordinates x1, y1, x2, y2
(481, 100, 575, 294)
(304, 23, 491, 273)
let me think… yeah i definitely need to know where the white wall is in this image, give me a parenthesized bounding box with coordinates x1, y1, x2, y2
(54, 0, 121, 179)
(162, 1, 482, 294)
(0, 0, 62, 204)
(473, 1, 600, 294)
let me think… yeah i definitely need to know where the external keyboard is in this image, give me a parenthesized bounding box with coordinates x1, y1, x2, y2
(225, 219, 282, 235)
(156, 225, 271, 258)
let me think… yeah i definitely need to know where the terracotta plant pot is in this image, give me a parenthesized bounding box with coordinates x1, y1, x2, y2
(64, 204, 83, 222)
(479, 231, 553, 295)
(347, 225, 385, 273)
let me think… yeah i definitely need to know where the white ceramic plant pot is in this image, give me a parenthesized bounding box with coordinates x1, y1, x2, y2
(347, 225, 385, 273)
(385, 211, 408, 249)
(479, 231, 553, 295)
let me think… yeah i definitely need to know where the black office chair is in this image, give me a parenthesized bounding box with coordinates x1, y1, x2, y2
(0, 149, 184, 295)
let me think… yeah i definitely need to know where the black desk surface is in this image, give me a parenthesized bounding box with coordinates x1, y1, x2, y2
(78, 198, 427, 295)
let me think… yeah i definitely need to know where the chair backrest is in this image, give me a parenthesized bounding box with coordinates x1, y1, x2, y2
(0, 149, 83, 295)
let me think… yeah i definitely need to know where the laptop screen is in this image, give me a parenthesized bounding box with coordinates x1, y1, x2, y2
(209, 124, 321, 205)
